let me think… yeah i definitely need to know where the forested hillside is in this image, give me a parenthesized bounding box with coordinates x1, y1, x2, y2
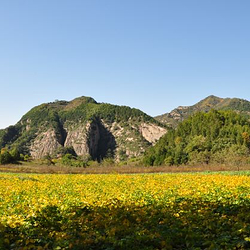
(155, 95, 250, 127)
(144, 110, 250, 166)
(0, 96, 166, 163)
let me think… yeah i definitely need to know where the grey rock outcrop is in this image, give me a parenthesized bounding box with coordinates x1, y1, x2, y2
(30, 129, 61, 158)
(139, 123, 167, 144)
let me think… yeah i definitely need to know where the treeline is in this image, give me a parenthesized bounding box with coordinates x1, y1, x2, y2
(144, 110, 250, 166)
(225, 98, 250, 112)
(59, 103, 157, 124)
(22, 101, 157, 129)
(0, 145, 140, 168)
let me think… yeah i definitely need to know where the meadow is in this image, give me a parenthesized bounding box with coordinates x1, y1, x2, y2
(1, 172, 250, 249)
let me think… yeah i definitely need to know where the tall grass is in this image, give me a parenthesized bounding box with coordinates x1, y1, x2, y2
(1, 163, 250, 174)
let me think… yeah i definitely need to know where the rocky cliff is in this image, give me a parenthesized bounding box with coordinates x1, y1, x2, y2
(0, 96, 167, 161)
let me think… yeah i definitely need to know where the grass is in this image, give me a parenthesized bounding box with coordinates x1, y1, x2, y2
(1, 162, 250, 174)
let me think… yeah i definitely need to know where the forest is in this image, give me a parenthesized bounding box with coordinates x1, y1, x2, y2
(144, 110, 250, 166)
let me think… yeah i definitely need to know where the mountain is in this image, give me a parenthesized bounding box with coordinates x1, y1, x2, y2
(155, 95, 250, 127)
(144, 109, 250, 166)
(0, 96, 167, 161)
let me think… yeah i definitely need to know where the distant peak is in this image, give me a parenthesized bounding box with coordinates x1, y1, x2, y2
(59, 96, 97, 111)
(70, 96, 97, 104)
(197, 95, 223, 106)
(203, 95, 221, 100)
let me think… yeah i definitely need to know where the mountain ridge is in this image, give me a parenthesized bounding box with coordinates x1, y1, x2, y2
(155, 95, 250, 127)
(2, 94, 250, 163)
(0, 96, 167, 161)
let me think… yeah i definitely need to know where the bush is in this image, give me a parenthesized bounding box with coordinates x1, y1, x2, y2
(61, 154, 75, 166)
(42, 155, 55, 166)
(101, 158, 115, 167)
(59, 154, 91, 167)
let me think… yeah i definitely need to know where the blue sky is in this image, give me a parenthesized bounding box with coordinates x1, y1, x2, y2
(1, 0, 250, 128)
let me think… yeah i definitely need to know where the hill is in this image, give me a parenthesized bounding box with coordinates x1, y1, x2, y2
(155, 95, 250, 127)
(144, 109, 250, 166)
(0, 96, 167, 161)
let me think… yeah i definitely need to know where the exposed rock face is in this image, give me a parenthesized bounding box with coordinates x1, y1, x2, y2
(88, 122, 101, 159)
(0, 96, 167, 161)
(30, 129, 62, 158)
(140, 123, 167, 144)
(63, 120, 116, 161)
(168, 109, 186, 121)
(64, 124, 90, 156)
(28, 120, 166, 160)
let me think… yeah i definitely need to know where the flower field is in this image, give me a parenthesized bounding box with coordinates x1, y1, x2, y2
(1, 172, 250, 249)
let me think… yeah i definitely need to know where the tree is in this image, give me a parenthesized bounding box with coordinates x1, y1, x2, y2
(0, 151, 12, 164)
(10, 148, 20, 161)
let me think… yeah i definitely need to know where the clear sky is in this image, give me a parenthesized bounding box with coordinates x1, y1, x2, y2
(1, 0, 250, 129)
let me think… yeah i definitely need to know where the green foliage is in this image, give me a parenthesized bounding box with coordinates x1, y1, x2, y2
(2, 173, 250, 249)
(23, 154, 31, 161)
(55, 146, 77, 157)
(60, 154, 89, 167)
(101, 158, 115, 166)
(59, 102, 156, 124)
(0, 126, 20, 148)
(144, 110, 250, 166)
(0, 148, 21, 164)
(61, 154, 75, 166)
(222, 98, 250, 112)
(10, 148, 20, 161)
(117, 149, 128, 161)
(0, 151, 12, 164)
(42, 154, 55, 166)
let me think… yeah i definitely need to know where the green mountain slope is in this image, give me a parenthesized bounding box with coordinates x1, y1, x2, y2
(144, 109, 250, 166)
(0, 96, 167, 161)
(155, 95, 250, 127)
